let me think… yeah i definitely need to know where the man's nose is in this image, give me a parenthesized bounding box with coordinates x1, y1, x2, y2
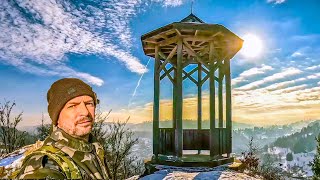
(77, 102, 89, 116)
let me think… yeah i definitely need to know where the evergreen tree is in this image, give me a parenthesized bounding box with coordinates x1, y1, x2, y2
(286, 152, 293, 161)
(36, 113, 50, 141)
(310, 134, 320, 179)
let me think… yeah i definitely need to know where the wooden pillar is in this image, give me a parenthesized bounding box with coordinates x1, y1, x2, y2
(209, 41, 218, 157)
(153, 46, 160, 157)
(175, 39, 183, 157)
(197, 63, 202, 130)
(225, 58, 232, 156)
(197, 63, 202, 154)
(219, 61, 223, 129)
(173, 61, 177, 155)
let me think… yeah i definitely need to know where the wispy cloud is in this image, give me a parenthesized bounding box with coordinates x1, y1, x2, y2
(271, 84, 308, 94)
(267, 0, 286, 4)
(161, 0, 184, 6)
(0, 0, 183, 86)
(291, 51, 303, 58)
(232, 64, 273, 86)
(306, 65, 320, 71)
(236, 67, 302, 91)
(291, 34, 320, 42)
(263, 77, 306, 91)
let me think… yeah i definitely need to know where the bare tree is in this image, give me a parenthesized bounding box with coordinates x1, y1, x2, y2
(0, 100, 25, 154)
(92, 109, 144, 180)
(240, 137, 259, 171)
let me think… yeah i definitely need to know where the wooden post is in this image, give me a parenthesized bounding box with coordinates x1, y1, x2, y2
(153, 46, 160, 158)
(173, 60, 177, 155)
(225, 58, 232, 156)
(197, 63, 202, 154)
(209, 41, 217, 157)
(219, 61, 223, 129)
(175, 39, 183, 157)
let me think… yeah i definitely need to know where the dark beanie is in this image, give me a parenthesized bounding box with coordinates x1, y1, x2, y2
(47, 78, 98, 125)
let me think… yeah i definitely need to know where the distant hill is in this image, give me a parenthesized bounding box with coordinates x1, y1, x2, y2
(272, 120, 320, 153)
(127, 120, 255, 132)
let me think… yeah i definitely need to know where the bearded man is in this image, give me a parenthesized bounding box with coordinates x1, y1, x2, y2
(16, 78, 110, 179)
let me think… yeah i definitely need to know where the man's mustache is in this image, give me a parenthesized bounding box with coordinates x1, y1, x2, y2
(77, 116, 94, 124)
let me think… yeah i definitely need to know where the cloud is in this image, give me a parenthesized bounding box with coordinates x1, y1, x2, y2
(0, 0, 184, 85)
(291, 51, 303, 58)
(232, 64, 273, 86)
(236, 67, 302, 91)
(263, 77, 306, 91)
(109, 86, 320, 126)
(271, 84, 308, 94)
(267, 0, 286, 4)
(306, 65, 320, 71)
(291, 34, 320, 42)
(154, 0, 184, 7)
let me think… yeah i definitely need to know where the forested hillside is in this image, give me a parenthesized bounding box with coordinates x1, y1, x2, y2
(272, 121, 320, 153)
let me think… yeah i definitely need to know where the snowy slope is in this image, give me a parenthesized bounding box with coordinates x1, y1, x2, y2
(140, 165, 261, 180)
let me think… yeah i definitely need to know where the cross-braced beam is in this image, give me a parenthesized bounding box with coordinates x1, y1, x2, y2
(182, 39, 209, 69)
(158, 46, 177, 72)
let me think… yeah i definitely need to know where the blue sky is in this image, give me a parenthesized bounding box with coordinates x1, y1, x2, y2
(0, 0, 319, 127)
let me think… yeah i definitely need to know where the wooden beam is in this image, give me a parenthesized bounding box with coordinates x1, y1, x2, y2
(197, 41, 207, 47)
(201, 74, 219, 86)
(188, 66, 199, 75)
(158, 46, 177, 72)
(160, 66, 174, 80)
(192, 30, 199, 46)
(153, 45, 160, 158)
(197, 63, 202, 154)
(225, 58, 232, 155)
(158, 36, 179, 47)
(175, 39, 183, 157)
(183, 70, 198, 85)
(202, 66, 209, 75)
(175, 29, 182, 36)
(200, 62, 220, 85)
(143, 39, 157, 44)
(219, 60, 223, 129)
(209, 41, 218, 157)
(144, 44, 156, 49)
(182, 35, 216, 42)
(182, 39, 209, 68)
(163, 67, 174, 83)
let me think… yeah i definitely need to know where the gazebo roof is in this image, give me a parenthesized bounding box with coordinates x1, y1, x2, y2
(180, 13, 205, 23)
(141, 15, 243, 63)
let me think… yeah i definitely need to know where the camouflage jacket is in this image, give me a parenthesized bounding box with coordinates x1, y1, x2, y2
(16, 127, 110, 179)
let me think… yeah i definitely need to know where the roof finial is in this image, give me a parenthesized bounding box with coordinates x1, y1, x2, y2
(191, 0, 194, 14)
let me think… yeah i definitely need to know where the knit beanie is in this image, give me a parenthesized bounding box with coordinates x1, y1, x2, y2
(47, 78, 98, 125)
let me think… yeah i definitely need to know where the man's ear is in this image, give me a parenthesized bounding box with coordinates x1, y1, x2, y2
(93, 92, 99, 105)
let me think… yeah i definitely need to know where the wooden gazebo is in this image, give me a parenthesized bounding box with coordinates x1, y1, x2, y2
(141, 14, 243, 166)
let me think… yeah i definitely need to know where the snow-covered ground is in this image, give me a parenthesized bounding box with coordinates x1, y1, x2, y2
(268, 147, 314, 177)
(140, 165, 261, 180)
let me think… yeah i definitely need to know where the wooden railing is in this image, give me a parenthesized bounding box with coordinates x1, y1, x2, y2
(158, 128, 229, 155)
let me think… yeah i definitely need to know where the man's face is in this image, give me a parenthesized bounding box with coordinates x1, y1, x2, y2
(57, 95, 95, 138)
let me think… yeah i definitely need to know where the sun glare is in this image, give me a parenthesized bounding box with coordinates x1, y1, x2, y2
(241, 34, 263, 58)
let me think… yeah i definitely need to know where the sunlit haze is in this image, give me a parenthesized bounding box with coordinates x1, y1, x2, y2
(241, 34, 263, 58)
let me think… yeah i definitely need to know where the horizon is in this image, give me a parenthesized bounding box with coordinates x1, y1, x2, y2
(1, 0, 319, 128)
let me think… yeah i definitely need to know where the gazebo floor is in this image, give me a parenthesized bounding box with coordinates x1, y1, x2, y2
(146, 154, 234, 168)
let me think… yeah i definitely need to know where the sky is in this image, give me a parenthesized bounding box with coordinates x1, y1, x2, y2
(0, 0, 319, 127)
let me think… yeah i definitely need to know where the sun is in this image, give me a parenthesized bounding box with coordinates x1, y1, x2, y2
(240, 34, 263, 58)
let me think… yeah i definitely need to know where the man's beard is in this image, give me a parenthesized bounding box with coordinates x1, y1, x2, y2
(61, 116, 94, 138)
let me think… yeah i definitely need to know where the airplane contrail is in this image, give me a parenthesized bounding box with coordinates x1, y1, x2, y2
(128, 57, 151, 109)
